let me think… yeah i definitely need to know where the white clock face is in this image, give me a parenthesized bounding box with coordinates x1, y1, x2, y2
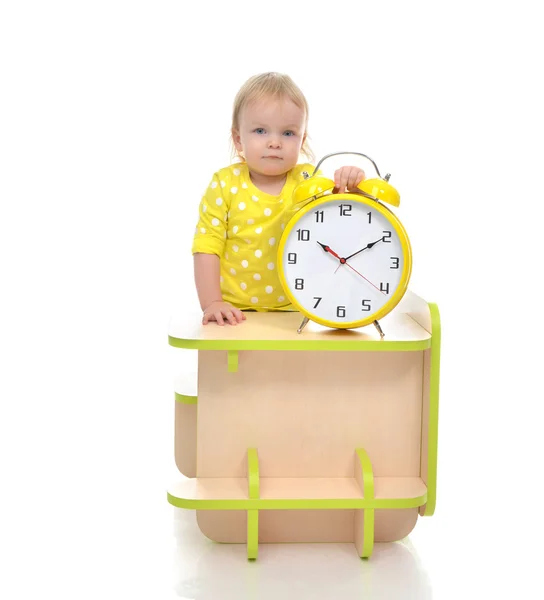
(280, 198, 408, 325)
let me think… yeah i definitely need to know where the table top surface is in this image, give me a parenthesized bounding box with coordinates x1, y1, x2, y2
(169, 293, 433, 351)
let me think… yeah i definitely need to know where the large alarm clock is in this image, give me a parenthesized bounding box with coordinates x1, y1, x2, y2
(277, 152, 412, 335)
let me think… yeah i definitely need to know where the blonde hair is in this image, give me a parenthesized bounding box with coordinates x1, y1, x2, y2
(230, 72, 314, 163)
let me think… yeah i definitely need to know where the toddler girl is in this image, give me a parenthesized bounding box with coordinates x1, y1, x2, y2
(192, 72, 365, 325)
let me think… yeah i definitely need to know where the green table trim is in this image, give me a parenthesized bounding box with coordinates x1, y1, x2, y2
(356, 448, 375, 558)
(169, 337, 431, 352)
(247, 448, 259, 560)
(174, 392, 197, 405)
(247, 449, 260, 498)
(228, 350, 239, 373)
(422, 302, 440, 516)
(166, 492, 427, 511)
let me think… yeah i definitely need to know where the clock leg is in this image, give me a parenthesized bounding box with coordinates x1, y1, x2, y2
(373, 320, 385, 338)
(297, 316, 310, 334)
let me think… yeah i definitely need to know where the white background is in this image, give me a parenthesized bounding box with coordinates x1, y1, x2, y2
(1, 1, 543, 598)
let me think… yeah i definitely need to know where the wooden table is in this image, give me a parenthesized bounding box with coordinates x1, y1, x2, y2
(167, 290, 440, 559)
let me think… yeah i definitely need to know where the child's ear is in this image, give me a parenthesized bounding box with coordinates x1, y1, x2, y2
(232, 129, 242, 151)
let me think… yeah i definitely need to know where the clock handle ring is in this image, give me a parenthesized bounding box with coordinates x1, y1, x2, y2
(312, 152, 383, 180)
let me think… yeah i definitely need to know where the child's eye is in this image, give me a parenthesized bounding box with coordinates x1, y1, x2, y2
(254, 128, 266, 134)
(283, 131, 295, 137)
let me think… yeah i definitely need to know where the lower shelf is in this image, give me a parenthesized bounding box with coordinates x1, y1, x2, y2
(167, 448, 428, 560)
(167, 476, 427, 510)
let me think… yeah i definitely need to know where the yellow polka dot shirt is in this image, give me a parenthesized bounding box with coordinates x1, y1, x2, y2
(192, 162, 314, 311)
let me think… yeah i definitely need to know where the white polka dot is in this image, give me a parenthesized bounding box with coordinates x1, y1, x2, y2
(267, 262, 274, 270)
(281, 223, 285, 230)
(212, 218, 220, 226)
(269, 237, 276, 245)
(231, 187, 238, 194)
(233, 226, 239, 234)
(242, 260, 249, 268)
(238, 202, 246, 210)
(278, 296, 285, 302)
(264, 208, 272, 217)
(200, 227, 206, 233)
(225, 252, 229, 259)
(220, 181, 226, 187)
(202, 204, 207, 213)
(247, 219, 254, 225)
(240, 282, 247, 290)
(251, 297, 259, 304)
(255, 227, 262, 234)
(279, 199, 283, 203)
(244, 239, 252, 244)
(233, 168, 240, 176)
(255, 249, 262, 258)
(230, 268, 236, 275)
(253, 273, 261, 280)
(252, 195, 259, 202)
(220, 276, 224, 283)
(242, 182, 248, 188)
(265, 286, 273, 294)
(211, 181, 218, 189)
(215, 198, 223, 206)
(232, 245, 239, 252)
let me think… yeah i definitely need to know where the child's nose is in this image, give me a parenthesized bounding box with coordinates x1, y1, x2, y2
(268, 137, 281, 148)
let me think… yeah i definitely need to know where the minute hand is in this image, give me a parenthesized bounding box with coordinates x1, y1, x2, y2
(344, 237, 384, 261)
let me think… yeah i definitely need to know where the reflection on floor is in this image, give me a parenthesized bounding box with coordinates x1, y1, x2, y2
(171, 508, 433, 600)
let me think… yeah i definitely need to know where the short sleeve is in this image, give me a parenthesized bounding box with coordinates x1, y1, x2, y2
(192, 173, 229, 257)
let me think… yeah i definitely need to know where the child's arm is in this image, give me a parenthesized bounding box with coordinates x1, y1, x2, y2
(192, 171, 246, 326)
(193, 253, 246, 326)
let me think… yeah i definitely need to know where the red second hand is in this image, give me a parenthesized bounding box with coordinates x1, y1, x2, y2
(344, 262, 387, 295)
(319, 242, 384, 295)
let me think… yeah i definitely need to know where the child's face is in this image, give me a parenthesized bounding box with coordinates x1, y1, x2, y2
(233, 96, 306, 178)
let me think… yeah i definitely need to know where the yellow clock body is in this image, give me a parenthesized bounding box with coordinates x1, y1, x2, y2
(278, 178, 412, 330)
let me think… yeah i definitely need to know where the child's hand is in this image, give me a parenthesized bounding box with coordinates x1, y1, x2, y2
(202, 301, 247, 326)
(333, 166, 366, 193)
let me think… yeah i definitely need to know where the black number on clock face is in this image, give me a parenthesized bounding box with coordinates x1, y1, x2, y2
(383, 230, 392, 243)
(390, 257, 399, 269)
(297, 229, 310, 241)
(313, 297, 322, 308)
(362, 299, 371, 312)
(337, 306, 346, 318)
(339, 204, 352, 217)
(380, 282, 390, 294)
(295, 278, 304, 290)
(288, 252, 297, 264)
(367, 212, 372, 223)
(315, 210, 324, 223)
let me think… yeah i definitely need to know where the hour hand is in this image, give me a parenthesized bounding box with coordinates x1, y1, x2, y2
(316, 241, 343, 262)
